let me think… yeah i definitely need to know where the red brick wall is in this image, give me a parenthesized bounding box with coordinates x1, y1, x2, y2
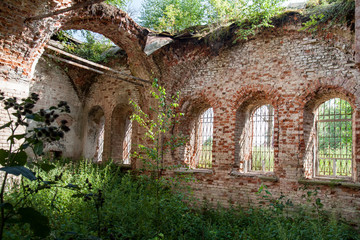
(161, 28, 360, 222)
(0, 0, 152, 156)
(1, 0, 360, 223)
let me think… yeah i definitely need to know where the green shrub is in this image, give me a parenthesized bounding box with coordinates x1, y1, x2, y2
(3, 160, 359, 239)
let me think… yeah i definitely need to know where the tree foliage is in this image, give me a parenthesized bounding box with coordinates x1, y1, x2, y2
(58, 30, 115, 63)
(140, 0, 285, 38)
(140, 0, 208, 33)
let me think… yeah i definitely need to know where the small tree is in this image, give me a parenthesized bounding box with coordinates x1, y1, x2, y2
(130, 79, 185, 174)
(130, 79, 187, 235)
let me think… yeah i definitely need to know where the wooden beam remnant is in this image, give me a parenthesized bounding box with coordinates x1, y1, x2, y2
(45, 54, 144, 87)
(45, 45, 152, 85)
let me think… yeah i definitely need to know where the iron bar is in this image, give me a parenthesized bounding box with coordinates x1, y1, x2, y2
(195, 108, 214, 168)
(316, 98, 352, 177)
(122, 118, 132, 164)
(250, 104, 274, 172)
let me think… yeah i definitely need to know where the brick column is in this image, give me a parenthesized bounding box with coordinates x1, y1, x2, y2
(356, 0, 360, 63)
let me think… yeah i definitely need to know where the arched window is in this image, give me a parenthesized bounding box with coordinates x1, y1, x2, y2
(185, 108, 214, 168)
(111, 105, 132, 165)
(83, 106, 105, 162)
(315, 98, 352, 177)
(250, 104, 274, 172)
(122, 118, 132, 164)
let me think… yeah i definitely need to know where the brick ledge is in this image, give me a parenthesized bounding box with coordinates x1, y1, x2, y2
(174, 168, 213, 174)
(298, 179, 360, 189)
(230, 170, 278, 182)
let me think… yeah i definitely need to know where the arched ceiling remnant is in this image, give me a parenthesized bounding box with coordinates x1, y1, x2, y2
(0, 0, 159, 83)
(60, 3, 158, 80)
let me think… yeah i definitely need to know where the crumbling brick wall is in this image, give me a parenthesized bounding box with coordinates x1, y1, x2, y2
(2, 0, 360, 223)
(31, 57, 83, 158)
(81, 56, 144, 165)
(0, 0, 153, 151)
(160, 27, 360, 221)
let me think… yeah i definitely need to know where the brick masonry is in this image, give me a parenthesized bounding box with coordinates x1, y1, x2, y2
(159, 26, 360, 222)
(1, 0, 360, 222)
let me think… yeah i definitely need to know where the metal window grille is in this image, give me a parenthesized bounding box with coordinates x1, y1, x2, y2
(316, 98, 352, 177)
(186, 108, 214, 168)
(250, 104, 274, 172)
(122, 118, 132, 164)
(195, 108, 213, 168)
(95, 118, 105, 162)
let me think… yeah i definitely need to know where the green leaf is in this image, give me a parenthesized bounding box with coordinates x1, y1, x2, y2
(13, 134, 26, 140)
(66, 183, 79, 189)
(13, 151, 27, 166)
(72, 193, 85, 198)
(43, 181, 57, 185)
(20, 143, 30, 150)
(37, 184, 51, 191)
(0, 149, 9, 165)
(0, 122, 11, 130)
(7, 135, 14, 144)
(40, 163, 56, 173)
(0, 166, 36, 181)
(25, 114, 42, 122)
(18, 207, 50, 238)
(0, 202, 13, 210)
(33, 141, 44, 156)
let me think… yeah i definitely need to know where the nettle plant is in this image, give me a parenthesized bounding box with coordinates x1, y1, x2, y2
(0, 91, 70, 239)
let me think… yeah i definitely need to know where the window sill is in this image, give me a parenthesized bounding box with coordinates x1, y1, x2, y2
(118, 164, 132, 169)
(174, 168, 213, 174)
(298, 178, 360, 189)
(230, 170, 278, 182)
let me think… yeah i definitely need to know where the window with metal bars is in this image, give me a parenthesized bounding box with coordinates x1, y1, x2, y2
(315, 98, 353, 178)
(250, 104, 274, 172)
(185, 108, 214, 168)
(122, 118, 132, 164)
(95, 119, 105, 162)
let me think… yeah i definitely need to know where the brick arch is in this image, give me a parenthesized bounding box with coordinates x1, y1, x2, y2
(83, 105, 106, 162)
(232, 86, 281, 172)
(1, 1, 155, 82)
(175, 93, 215, 167)
(110, 103, 132, 163)
(230, 85, 282, 110)
(60, 3, 155, 79)
(180, 93, 214, 118)
(301, 85, 356, 111)
(300, 85, 358, 179)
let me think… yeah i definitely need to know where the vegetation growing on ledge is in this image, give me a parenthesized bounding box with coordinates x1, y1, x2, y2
(56, 30, 116, 63)
(301, 0, 355, 32)
(51, 0, 355, 63)
(140, 0, 286, 40)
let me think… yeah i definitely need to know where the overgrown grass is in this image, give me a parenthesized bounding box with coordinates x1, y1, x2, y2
(3, 160, 359, 239)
